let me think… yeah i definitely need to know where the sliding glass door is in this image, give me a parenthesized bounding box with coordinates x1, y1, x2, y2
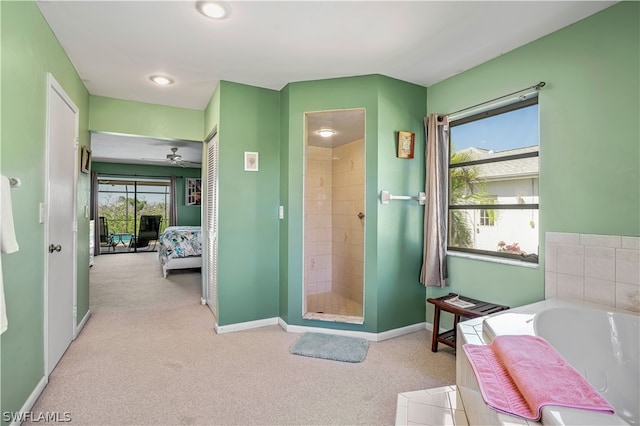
(97, 178, 170, 253)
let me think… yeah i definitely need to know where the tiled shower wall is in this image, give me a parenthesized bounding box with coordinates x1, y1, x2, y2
(304, 145, 332, 296)
(304, 139, 365, 305)
(331, 139, 365, 305)
(545, 232, 640, 312)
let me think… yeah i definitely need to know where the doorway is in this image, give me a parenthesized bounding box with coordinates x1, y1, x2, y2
(303, 108, 366, 324)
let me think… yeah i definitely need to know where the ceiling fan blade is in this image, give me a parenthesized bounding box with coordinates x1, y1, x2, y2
(140, 157, 170, 162)
(177, 160, 201, 168)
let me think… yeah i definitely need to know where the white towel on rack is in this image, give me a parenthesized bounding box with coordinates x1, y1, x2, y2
(0, 175, 20, 334)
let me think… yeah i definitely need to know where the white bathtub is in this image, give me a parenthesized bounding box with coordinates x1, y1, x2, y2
(457, 298, 639, 426)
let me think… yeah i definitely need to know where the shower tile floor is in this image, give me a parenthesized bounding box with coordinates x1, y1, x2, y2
(304, 291, 363, 324)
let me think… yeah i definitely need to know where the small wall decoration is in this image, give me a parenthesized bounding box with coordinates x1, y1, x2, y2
(185, 178, 202, 206)
(397, 131, 415, 159)
(80, 145, 92, 173)
(244, 151, 259, 172)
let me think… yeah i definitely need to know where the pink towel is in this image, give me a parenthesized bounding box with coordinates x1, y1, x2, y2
(463, 335, 614, 421)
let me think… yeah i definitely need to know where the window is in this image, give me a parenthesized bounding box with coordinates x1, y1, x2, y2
(448, 98, 539, 263)
(479, 207, 495, 227)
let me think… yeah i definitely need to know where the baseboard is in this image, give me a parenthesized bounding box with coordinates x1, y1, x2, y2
(74, 309, 91, 339)
(279, 318, 427, 342)
(214, 317, 279, 334)
(200, 297, 206, 305)
(215, 316, 428, 341)
(9, 376, 48, 426)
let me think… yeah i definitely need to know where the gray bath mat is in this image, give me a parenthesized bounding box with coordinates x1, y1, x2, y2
(290, 332, 369, 363)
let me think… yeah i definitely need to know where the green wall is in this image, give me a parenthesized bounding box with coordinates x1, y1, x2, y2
(425, 2, 640, 325)
(0, 1, 90, 421)
(206, 81, 281, 326)
(91, 162, 202, 227)
(89, 96, 204, 142)
(280, 75, 427, 332)
(375, 76, 428, 331)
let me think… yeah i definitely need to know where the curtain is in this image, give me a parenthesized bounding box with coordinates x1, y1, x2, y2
(420, 114, 450, 287)
(169, 175, 178, 226)
(90, 172, 100, 256)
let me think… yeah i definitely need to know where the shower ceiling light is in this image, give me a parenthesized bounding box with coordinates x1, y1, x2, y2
(149, 75, 174, 86)
(196, 1, 231, 19)
(317, 129, 335, 138)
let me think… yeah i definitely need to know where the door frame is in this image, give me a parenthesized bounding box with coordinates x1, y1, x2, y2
(43, 73, 79, 375)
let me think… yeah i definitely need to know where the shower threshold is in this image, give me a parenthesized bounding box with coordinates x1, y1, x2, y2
(303, 312, 364, 324)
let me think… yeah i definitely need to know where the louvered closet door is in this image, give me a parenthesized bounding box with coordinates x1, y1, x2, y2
(205, 134, 219, 318)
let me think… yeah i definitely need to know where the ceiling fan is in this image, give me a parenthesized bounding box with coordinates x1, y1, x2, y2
(143, 147, 201, 168)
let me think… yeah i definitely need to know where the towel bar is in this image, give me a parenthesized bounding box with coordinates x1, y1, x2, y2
(380, 190, 425, 205)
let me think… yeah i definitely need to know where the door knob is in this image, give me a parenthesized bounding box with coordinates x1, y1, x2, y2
(49, 244, 62, 253)
(357, 212, 365, 219)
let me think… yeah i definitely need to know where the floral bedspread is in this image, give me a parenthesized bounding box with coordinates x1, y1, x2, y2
(158, 226, 202, 265)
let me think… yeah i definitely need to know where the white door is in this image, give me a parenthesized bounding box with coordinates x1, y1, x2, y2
(45, 75, 78, 375)
(205, 133, 219, 318)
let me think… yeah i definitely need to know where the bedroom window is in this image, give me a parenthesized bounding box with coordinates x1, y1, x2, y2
(448, 98, 539, 263)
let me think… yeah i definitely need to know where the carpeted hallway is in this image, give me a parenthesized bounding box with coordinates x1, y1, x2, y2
(27, 252, 456, 425)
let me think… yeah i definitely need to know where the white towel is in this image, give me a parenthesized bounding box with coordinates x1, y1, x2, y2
(1, 175, 19, 254)
(1, 175, 20, 335)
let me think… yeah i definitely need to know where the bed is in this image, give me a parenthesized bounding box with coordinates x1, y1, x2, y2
(158, 226, 202, 278)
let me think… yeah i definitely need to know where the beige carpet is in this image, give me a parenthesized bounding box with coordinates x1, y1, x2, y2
(27, 252, 456, 425)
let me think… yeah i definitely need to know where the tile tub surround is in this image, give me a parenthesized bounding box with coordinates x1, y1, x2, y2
(395, 386, 469, 426)
(545, 232, 640, 312)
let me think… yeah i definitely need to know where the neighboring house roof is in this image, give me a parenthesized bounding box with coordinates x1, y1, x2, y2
(456, 146, 539, 181)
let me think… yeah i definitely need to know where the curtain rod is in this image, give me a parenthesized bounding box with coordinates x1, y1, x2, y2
(447, 82, 545, 119)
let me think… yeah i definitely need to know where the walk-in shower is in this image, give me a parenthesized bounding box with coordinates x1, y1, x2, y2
(303, 108, 365, 323)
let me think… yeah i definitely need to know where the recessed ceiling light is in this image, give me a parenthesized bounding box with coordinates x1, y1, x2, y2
(196, 1, 231, 19)
(149, 75, 174, 86)
(317, 129, 336, 138)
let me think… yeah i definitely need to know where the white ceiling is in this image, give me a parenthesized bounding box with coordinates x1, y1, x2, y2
(91, 133, 203, 167)
(35, 0, 616, 166)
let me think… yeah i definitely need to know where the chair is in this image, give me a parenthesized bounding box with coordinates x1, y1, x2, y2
(98, 216, 115, 252)
(130, 215, 162, 251)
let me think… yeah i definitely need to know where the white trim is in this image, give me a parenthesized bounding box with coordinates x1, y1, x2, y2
(9, 376, 48, 426)
(200, 297, 206, 305)
(214, 316, 428, 342)
(447, 250, 539, 269)
(279, 318, 427, 342)
(214, 317, 279, 334)
(74, 309, 91, 338)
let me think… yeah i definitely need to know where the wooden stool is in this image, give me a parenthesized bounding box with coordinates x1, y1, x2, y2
(427, 293, 509, 352)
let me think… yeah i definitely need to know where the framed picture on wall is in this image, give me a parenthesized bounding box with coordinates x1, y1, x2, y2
(397, 131, 415, 159)
(244, 151, 259, 171)
(185, 178, 202, 206)
(80, 145, 92, 173)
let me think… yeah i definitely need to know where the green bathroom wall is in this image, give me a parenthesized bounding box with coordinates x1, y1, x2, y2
(91, 162, 202, 226)
(0, 1, 90, 421)
(278, 85, 291, 323)
(89, 96, 204, 142)
(280, 75, 427, 333)
(212, 81, 281, 326)
(425, 1, 639, 326)
(375, 76, 428, 331)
